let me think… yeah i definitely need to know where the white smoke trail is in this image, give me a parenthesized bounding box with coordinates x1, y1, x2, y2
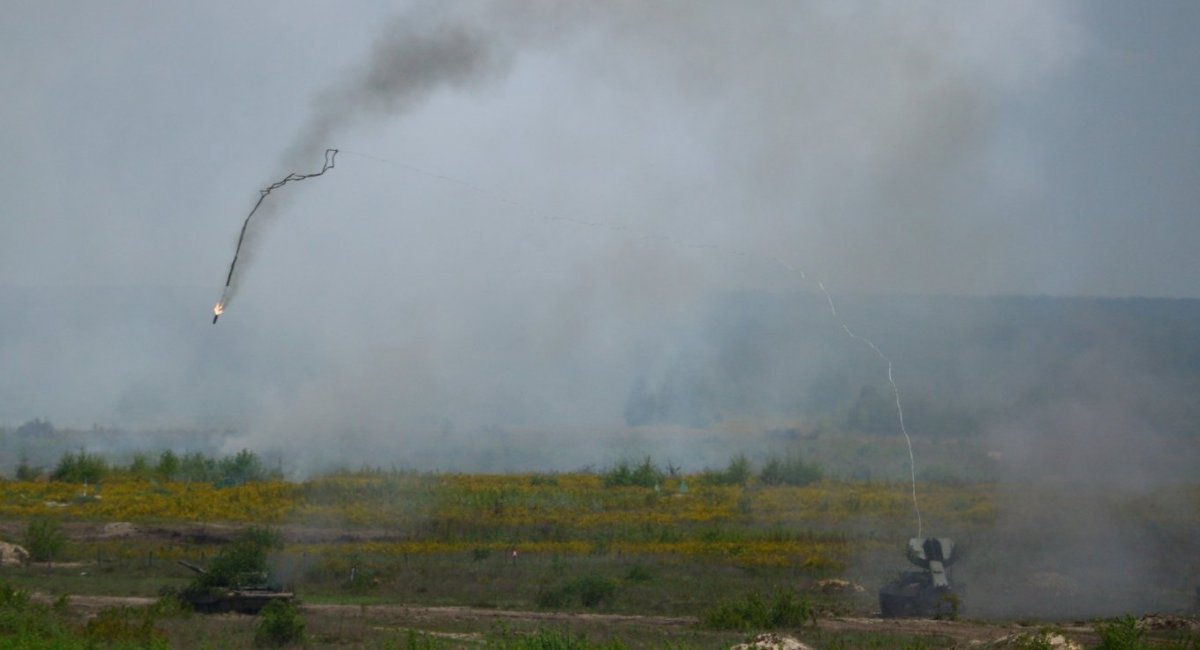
(818, 281, 921, 538)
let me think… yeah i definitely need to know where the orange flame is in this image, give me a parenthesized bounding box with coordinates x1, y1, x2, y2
(213, 302, 225, 317)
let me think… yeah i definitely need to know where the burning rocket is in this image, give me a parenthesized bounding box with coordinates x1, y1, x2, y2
(210, 150, 337, 325)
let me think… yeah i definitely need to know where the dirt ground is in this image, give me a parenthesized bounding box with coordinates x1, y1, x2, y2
(51, 592, 1108, 647)
(13, 520, 1199, 647)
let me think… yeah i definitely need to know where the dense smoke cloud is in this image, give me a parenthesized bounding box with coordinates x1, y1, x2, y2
(216, 1, 1088, 449)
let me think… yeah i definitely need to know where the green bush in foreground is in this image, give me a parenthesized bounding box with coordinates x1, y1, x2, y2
(536, 575, 618, 610)
(24, 516, 65, 563)
(254, 599, 306, 647)
(85, 606, 169, 648)
(759, 455, 823, 487)
(0, 583, 59, 641)
(0, 582, 171, 649)
(1094, 616, 1147, 650)
(701, 590, 815, 631)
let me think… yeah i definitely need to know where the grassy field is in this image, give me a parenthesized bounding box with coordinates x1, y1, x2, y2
(1, 454, 1198, 648)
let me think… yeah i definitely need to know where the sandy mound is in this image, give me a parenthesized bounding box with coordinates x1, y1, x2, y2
(731, 633, 813, 650)
(100, 522, 139, 538)
(980, 632, 1082, 649)
(0, 542, 30, 566)
(815, 578, 865, 594)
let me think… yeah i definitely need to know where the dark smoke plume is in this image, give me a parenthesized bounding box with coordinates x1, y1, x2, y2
(214, 3, 566, 319)
(213, 149, 337, 321)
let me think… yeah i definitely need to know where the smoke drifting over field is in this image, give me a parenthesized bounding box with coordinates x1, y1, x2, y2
(214, 0, 1087, 452)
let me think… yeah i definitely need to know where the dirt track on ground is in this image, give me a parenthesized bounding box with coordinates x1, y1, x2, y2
(52, 593, 1102, 646)
(18, 521, 1192, 647)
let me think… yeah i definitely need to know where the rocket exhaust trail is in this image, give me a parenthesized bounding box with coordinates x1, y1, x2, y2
(211, 149, 338, 323)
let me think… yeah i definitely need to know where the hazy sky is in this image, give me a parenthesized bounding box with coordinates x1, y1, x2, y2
(1, 1, 1198, 444)
(3, 1, 1197, 299)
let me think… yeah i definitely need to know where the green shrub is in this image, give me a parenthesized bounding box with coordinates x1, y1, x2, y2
(254, 599, 305, 647)
(219, 449, 269, 485)
(535, 585, 571, 610)
(571, 575, 617, 608)
(759, 455, 823, 486)
(700, 453, 752, 486)
(126, 452, 153, 478)
(602, 457, 663, 488)
(155, 450, 180, 479)
(0, 583, 176, 648)
(25, 517, 65, 562)
(0, 582, 72, 643)
(701, 590, 815, 630)
(0, 583, 30, 611)
(178, 451, 218, 482)
(1094, 616, 1147, 650)
(536, 575, 618, 610)
(624, 563, 653, 583)
(51, 449, 107, 483)
(15, 455, 41, 481)
(85, 606, 169, 648)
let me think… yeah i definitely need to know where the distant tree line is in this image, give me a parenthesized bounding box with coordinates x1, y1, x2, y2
(603, 453, 821, 488)
(10, 448, 277, 486)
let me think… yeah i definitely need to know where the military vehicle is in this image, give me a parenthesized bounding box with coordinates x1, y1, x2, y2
(878, 537, 960, 618)
(177, 559, 294, 614)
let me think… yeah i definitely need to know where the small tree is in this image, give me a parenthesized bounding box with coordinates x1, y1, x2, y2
(155, 450, 180, 479)
(25, 517, 66, 562)
(127, 452, 153, 479)
(218, 449, 266, 484)
(701, 453, 752, 486)
(15, 454, 41, 481)
(51, 449, 107, 484)
(254, 600, 305, 647)
(603, 457, 664, 488)
(178, 452, 217, 482)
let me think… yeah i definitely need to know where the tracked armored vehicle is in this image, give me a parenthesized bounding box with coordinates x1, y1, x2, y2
(879, 537, 960, 618)
(177, 559, 294, 614)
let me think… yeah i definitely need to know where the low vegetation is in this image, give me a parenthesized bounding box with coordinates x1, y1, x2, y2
(24, 516, 65, 562)
(700, 590, 815, 630)
(253, 600, 305, 647)
(0, 448, 1197, 647)
(0, 581, 174, 649)
(602, 456, 665, 488)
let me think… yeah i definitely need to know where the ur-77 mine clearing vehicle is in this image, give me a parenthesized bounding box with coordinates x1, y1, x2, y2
(879, 537, 961, 619)
(177, 559, 294, 614)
